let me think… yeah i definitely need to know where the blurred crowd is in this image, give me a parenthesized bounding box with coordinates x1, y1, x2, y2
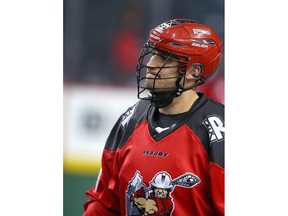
(64, 0, 224, 103)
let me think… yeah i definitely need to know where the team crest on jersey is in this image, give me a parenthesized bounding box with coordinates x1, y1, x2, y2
(126, 171, 200, 215)
(202, 115, 225, 143)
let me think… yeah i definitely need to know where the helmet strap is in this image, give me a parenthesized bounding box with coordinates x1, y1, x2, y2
(149, 71, 185, 108)
(175, 70, 185, 97)
(148, 92, 175, 108)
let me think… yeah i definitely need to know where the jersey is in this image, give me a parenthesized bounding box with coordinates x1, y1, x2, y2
(83, 92, 224, 216)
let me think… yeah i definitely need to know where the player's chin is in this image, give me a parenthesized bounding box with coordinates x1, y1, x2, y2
(145, 82, 164, 90)
(144, 84, 155, 91)
(145, 85, 161, 92)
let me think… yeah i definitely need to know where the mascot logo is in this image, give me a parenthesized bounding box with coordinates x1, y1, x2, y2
(126, 171, 200, 215)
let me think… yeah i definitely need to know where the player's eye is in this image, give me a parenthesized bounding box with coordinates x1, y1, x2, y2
(160, 54, 170, 61)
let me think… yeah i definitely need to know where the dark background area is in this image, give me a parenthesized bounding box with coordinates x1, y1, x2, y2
(64, 0, 224, 85)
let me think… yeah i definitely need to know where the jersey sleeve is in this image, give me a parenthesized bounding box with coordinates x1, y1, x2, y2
(207, 104, 225, 216)
(83, 119, 123, 215)
(209, 138, 224, 216)
(83, 104, 138, 215)
(209, 161, 224, 216)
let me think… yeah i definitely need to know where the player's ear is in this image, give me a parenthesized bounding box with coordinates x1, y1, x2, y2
(185, 65, 202, 81)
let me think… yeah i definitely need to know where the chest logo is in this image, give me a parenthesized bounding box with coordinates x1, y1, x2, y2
(126, 171, 200, 215)
(142, 150, 169, 158)
(203, 115, 225, 143)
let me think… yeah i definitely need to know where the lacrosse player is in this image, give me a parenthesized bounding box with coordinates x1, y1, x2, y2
(84, 18, 224, 216)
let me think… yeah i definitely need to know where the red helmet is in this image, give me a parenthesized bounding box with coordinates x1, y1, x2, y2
(136, 18, 223, 108)
(148, 18, 222, 82)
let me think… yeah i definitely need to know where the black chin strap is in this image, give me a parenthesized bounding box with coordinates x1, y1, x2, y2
(148, 72, 205, 108)
(148, 71, 184, 108)
(148, 92, 175, 108)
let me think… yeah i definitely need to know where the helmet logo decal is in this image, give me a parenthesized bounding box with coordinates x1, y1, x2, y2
(126, 170, 200, 215)
(192, 28, 211, 36)
(191, 42, 208, 48)
(149, 33, 160, 41)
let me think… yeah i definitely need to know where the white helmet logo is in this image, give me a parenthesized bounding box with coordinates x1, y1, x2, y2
(193, 28, 211, 35)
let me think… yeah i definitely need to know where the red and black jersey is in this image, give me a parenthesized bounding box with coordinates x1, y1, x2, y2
(84, 92, 224, 216)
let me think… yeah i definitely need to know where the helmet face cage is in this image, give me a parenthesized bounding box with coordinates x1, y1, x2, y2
(136, 41, 188, 100)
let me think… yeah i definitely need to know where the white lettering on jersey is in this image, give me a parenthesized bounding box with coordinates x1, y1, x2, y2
(203, 115, 225, 143)
(121, 105, 136, 128)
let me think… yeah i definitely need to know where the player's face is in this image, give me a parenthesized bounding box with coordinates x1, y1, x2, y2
(145, 50, 179, 92)
(154, 188, 168, 198)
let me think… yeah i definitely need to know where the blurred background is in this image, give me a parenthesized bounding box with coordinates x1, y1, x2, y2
(63, 0, 224, 215)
